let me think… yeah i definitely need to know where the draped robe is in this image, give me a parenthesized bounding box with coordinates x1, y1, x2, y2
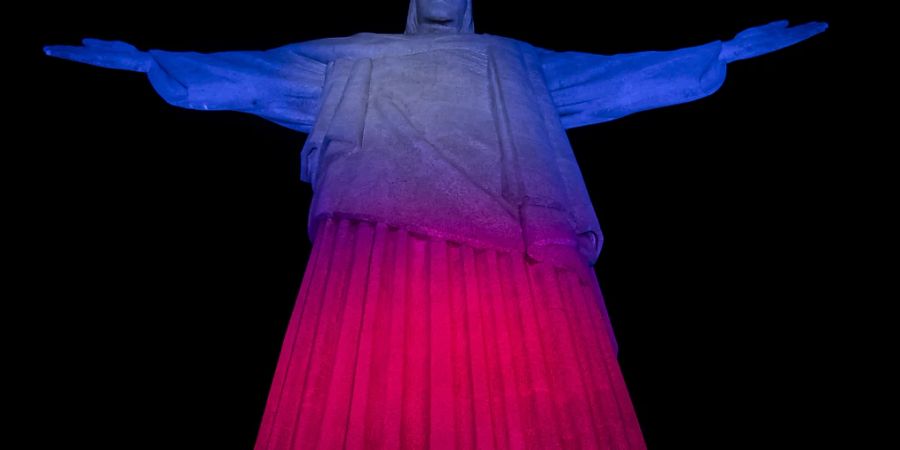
(142, 31, 728, 449)
(146, 31, 726, 274)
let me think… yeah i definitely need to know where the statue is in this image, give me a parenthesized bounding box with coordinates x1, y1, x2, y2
(45, 1, 827, 448)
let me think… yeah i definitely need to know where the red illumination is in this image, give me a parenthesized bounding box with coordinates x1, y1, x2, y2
(254, 215, 646, 449)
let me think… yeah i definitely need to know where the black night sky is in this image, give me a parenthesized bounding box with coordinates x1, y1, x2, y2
(15, 1, 853, 448)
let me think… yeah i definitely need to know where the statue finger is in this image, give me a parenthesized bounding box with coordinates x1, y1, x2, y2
(736, 19, 790, 39)
(787, 22, 829, 42)
(44, 45, 149, 72)
(82, 38, 140, 52)
(44, 45, 96, 63)
(763, 19, 790, 30)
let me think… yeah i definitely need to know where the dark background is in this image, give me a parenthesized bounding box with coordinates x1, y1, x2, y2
(15, 1, 852, 448)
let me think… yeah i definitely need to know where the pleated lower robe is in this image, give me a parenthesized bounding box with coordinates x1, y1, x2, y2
(253, 214, 647, 449)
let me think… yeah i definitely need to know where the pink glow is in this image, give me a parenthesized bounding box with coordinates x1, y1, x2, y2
(254, 214, 646, 449)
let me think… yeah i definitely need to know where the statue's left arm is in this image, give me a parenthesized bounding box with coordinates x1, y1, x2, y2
(44, 39, 328, 133)
(539, 20, 827, 130)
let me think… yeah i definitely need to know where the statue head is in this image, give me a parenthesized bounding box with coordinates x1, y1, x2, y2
(405, 0, 474, 35)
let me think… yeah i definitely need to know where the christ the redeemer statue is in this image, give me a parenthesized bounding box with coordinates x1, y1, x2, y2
(45, 1, 826, 448)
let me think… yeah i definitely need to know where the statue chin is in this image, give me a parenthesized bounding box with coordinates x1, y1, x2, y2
(417, 22, 461, 34)
(406, 0, 473, 35)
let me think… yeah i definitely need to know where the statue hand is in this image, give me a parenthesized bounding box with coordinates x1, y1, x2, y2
(720, 20, 828, 63)
(44, 38, 153, 73)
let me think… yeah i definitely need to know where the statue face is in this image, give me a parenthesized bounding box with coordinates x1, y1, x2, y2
(415, 0, 468, 33)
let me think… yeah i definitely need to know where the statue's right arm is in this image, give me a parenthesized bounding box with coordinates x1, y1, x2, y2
(44, 38, 329, 133)
(538, 20, 826, 130)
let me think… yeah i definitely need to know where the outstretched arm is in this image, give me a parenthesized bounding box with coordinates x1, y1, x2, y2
(539, 20, 827, 130)
(44, 38, 328, 133)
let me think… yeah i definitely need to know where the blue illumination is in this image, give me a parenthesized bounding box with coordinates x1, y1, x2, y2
(44, 20, 826, 133)
(540, 20, 827, 128)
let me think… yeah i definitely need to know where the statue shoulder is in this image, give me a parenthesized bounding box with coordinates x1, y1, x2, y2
(287, 32, 413, 62)
(466, 33, 542, 62)
(287, 32, 534, 63)
(478, 33, 533, 49)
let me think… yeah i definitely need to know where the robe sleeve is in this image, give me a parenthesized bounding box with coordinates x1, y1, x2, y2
(538, 41, 727, 129)
(145, 44, 328, 133)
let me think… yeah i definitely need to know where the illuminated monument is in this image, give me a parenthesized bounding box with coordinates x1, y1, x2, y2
(45, 1, 826, 448)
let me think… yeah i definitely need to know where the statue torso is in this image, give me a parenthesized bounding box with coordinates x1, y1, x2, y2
(298, 33, 602, 269)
